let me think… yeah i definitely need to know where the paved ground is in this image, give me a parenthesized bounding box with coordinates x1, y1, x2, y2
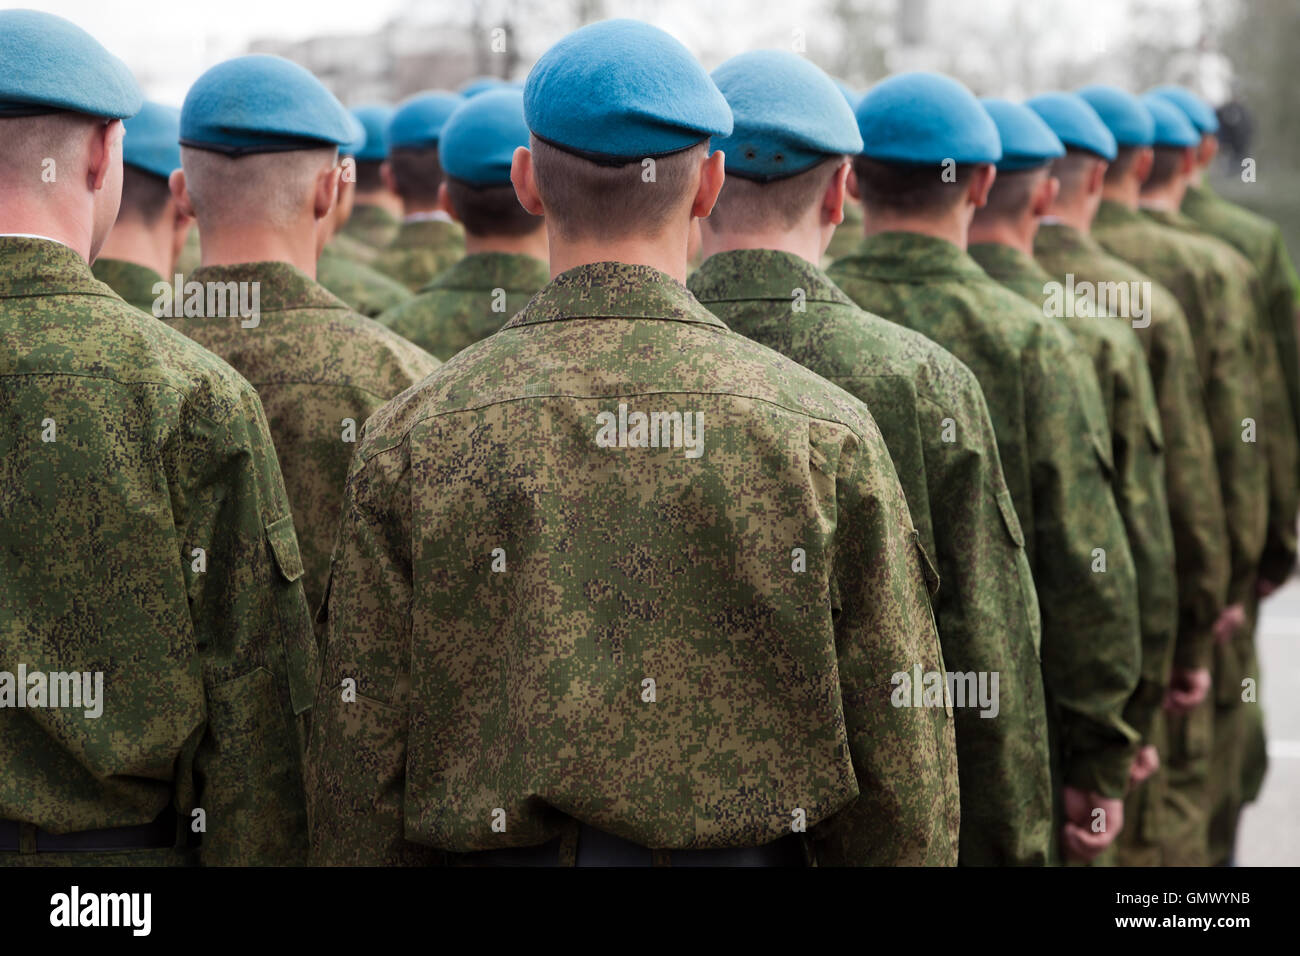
(1237, 574, 1300, 866)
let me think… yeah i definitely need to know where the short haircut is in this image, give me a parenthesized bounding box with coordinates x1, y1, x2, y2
(445, 177, 541, 237)
(387, 146, 443, 205)
(1142, 146, 1186, 192)
(1102, 146, 1143, 185)
(181, 144, 337, 230)
(851, 155, 972, 217)
(0, 112, 102, 183)
(706, 156, 846, 234)
(1050, 148, 1106, 202)
(530, 136, 704, 241)
(117, 166, 172, 224)
(976, 165, 1049, 221)
(353, 158, 385, 193)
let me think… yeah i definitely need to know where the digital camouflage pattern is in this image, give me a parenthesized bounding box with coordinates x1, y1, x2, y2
(326, 231, 380, 266)
(164, 262, 440, 621)
(91, 257, 166, 314)
(306, 261, 960, 866)
(373, 219, 466, 292)
(829, 231, 1143, 800)
(341, 203, 401, 251)
(970, 241, 1177, 748)
(0, 237, 316, 865)
(1034, 222, 1229, 672)
(317, 244, 413, 318)
(690, 249, 1051, 866)
(378, 251, 549, 360)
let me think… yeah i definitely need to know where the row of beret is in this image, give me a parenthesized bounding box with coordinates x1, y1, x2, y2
(0, 10, 1219, 186)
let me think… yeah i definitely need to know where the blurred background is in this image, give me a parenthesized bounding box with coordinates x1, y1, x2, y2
(25, 0, 1300, 864)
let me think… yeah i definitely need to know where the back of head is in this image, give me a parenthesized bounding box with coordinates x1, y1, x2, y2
(975, 98, 1064, 224)
(522, 19, 732, 243)
(1139, 94, 1200, 192)
(117, 101, 182, 226)
(349, 105, 394, 194)
(438, 89, 540, 238)
(385, 92, 462, 206)
(1027, 91, 1120, 199)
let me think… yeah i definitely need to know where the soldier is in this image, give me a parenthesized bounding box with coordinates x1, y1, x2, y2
(827, 72, 1143, 864)
(373, 92, 468, 291)
(92, 102, 193, 313)
(822, 80, 865, 265)
(306, 19, 959, 867)
(166, 55, 441, 623)
(378, 89, 548, 360)
(0, 11, 315, 865)
(968, 100, 1179, 865)
(337, 106, 402, 251)
(690, 51, 1051, 866)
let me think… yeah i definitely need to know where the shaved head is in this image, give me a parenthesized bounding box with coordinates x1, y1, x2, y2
(179, 144, 338, 230)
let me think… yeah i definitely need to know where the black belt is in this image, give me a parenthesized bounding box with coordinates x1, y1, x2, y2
(0, 807, 179, 853)
(466, 821, 806, 867)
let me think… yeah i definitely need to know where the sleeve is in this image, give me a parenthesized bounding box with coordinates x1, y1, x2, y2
(1023, 325, 1142, 799)
(809, 417, 960, 866)
(1253, 285, 1300, 585)
(183, 386, 319, 865)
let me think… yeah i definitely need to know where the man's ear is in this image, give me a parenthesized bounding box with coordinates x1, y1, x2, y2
(1197, 134, 1218, 169)
(511, 146, 545, 216)
(1179, 146, 1197, 177)
(1133, 148, 1155, 186)
(1031, 174, 1060, 217)
(823, 160, 851, 226)
(1087, 159, 1108, 196)
(169, 167, 197, 220)
(692, 149, 726, 219)
(88, 119, 123, 192)
(313, 163, 342, 221)
(968, 163, 996, 208)
(437, 181, 460, 223)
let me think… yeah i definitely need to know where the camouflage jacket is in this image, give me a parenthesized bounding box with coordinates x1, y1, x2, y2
(164, 262, 440, 621)
(305, 260, 960, 866)
(91, 257, 165, 314)
(326, 231, 380, 266)
(378, 251, 549, 360)
(0, 237, 316, 865)
(1034, 222, 1229, 672)
(829, 231, 1142, 799)
(971, 241, 1177, 745)
(1094, 201, 1270, 608)
(317, 244, 413, 319)
(341, 203, 401, 252)
(690, 249, 1051, 865)
(373, 219, 466, 292)
(823, 198, 864, 265)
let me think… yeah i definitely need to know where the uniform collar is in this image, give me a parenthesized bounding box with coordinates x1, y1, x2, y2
(391, 218, 462, 248)
(188, 261, 348, 312)
(1094, 199, 1144, 229)
(833, 230, 988, 283)
(689, 248, 854, 307)
(1035, 220, 1105, 256)
(0, 235, 109, 298)
(349, 204, 399, 228)
(425, 251, 549, 294)
(91, 258, 165, 306)
(503, 261, 728, 330)
(967, 241, 1053, 284)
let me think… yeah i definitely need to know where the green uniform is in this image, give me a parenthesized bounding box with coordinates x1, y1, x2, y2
(829, 232, 1143, 806)
(823, 198, 864, 264)
(378, 251, 549, 360)
(341, 203, 401, 251)
(326, 231, 380, 265)
(373, 218, 466, 292)
(305, 261, 960, 866)
(175, 228, 200, 278)
(317, 244, 413, 319)
(690, 249, 1051, 866)
(164, 262, 440, 621)
(91, 257, 165, 314)
(1, 236, 316, 866)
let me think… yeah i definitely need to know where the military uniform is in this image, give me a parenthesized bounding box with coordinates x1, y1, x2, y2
(91, 258, 165, 314)
(830, 232, 1143, 808)
(341, 204, 401, 251)
(822, 198, 864, 264)
(1, 237, 316, 865)
(325, 230, 381, 266)
(378, 252, 548, 360)
(373, 218, 466, 292)
(165, 262, 439, 621)
(306, 261, 958, 866)
(691, 249, 1052, 865)
(317, 242, 413, 318)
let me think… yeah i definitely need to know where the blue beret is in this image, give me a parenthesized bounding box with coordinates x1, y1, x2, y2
(387, 91, 463, 150)
(524, 19, 732, 163)
(1025, 92, 1117, 161)
(980, 98, 1064, 172)
(1075, 85, 1154, 147)
(1148, 85, 1219, 135)
(348, 105, 394, 161)
(834, 80, 861, 111)
(1140, 94, 1200, 148)
(709, 51, 863, 182)
(122, 102, 181, 179)
(855, 72, 1001, 166)
(181, 55, 355, 157)
(440, 89, 529, 187)
(459, 77, 506, 98)
(0, 10, 141, 119)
